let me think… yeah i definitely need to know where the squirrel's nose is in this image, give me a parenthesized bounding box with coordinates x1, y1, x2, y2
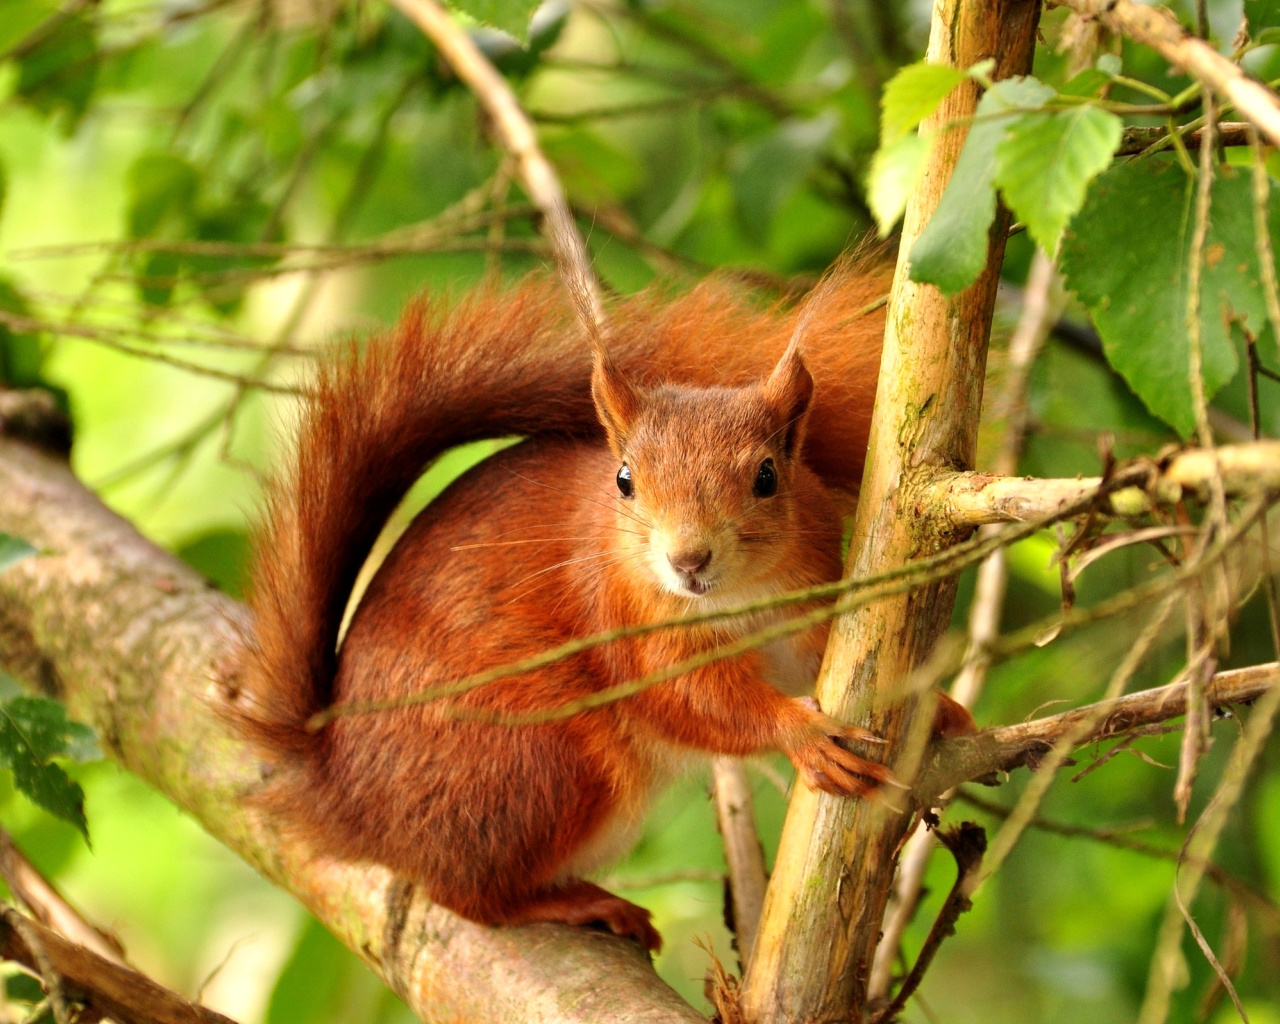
(668, 548, 712, 575)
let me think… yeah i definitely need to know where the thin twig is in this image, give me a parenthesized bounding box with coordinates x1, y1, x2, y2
(975, 593, 1183, 890)
(386, 0, 607, 348)
(0, 828, 126, 966)
(954, 790, 1280, 926)
(869, 823, 987, 1024)
(3, 908, 71, 1024)
(1138, 678, 1280, 1023)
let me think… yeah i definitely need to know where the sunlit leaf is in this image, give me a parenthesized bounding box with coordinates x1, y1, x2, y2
(867, 132, 931, 237)
(449, 0, 542, 41)
(879, 62, 967, 144)
(909, 76, 1055, 295)
(995, 104, 1122, 254)
(1060, 157, 1280, 436)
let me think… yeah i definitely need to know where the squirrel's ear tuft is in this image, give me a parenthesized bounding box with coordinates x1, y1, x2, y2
(592, 354, 642, 455)
(762, 342, 814, 457)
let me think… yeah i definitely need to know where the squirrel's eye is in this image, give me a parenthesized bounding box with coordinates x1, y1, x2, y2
(617, 463, 633, 498)
(753, 458, 778, 498)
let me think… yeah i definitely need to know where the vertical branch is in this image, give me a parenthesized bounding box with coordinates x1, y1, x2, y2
(712, 759, 769, 969)
(1176, 101, 1224, 822)
(865, 247, 1059, 1003)
(738, 1, 1043, 1020)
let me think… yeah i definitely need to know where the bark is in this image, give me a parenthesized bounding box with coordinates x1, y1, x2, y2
(916, 662, 1278, 801)
(738, 1, 1042, 1019)
(926, 440, 1280, 527)
(0, 435, 704, 1024)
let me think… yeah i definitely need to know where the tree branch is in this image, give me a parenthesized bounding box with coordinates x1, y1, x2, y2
(0, 908, 237, 1024)
(0, 434, 704, 1024)
(925, 440, 1280, 527)
(738, 1, 1044, 1019)
(915, 662, 1279, 802)
(1060, 0, 1280, 148)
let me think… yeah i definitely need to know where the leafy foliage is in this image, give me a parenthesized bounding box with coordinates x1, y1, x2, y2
(909, 76, 1055, 293)
(994, 104, 1122, 255)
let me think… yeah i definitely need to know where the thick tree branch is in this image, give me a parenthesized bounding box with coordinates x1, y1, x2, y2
(0, 436, 703, 1024)
(1060, 0, 1280, 148)
(738, 1, 1043, 1019)
(926, 441, 1280, 527)
(915, 662, 1279, 802)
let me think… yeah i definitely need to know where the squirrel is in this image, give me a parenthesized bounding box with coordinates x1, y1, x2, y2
(235, 263, 975, 952)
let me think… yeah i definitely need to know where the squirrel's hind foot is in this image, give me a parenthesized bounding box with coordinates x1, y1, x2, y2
(501, 880, 662, 952)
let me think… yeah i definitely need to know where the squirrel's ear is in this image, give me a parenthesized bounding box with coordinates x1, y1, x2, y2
(592, 354, 642, 455)
(762, 342, 814, 458)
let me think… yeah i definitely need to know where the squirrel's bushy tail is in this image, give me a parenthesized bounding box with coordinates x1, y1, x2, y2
(240, 266, 888, 758)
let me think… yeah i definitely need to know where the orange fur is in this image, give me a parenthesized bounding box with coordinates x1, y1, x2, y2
(237, 266, 901, 951)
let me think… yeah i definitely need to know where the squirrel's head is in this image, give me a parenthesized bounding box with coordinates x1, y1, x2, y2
(591, 344, 819, 602)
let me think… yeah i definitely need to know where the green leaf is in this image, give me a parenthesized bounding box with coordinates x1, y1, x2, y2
(879, 62, 967, 145)
(0, 696, 94, 839)
(909, 76, 1055, 295)
(13, 11, 100, 132)
(1059, 68, 1111, 98)
(265, 917, 353, 1024)
(1060, 158, 1279, 436)
(867, 132, 931, 237)
(994, 104, 1122, 254)
(1095, 53, 1123, 77)
(732, 112, 837, 242)
(0, 533, 36, 574)
(1245, 0, 1280, 32)
(127, 152, 199, 239)
(448, 0, 542, 41)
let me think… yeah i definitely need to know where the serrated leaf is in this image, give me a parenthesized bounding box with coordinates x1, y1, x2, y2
(0, 533, 36, 574)
(909, 76, 1056, 295)
(0, 697, 91, 838)
(995, 104, 1122, 254)
(867, 132, 931, 237)
(449, 0, 541, 40)
(1060, 158, 1279, 436)
(880, 62, 967, 145)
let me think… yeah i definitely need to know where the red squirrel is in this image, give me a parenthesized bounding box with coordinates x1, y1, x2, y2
(237, 264, 972, 951)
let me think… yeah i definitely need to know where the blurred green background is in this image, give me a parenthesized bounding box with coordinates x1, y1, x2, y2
(1, 0, 1279, 1020)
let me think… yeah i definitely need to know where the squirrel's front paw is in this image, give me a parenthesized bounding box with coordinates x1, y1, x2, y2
(789, 734, 891, 797)
(786, 698, 893, 797)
